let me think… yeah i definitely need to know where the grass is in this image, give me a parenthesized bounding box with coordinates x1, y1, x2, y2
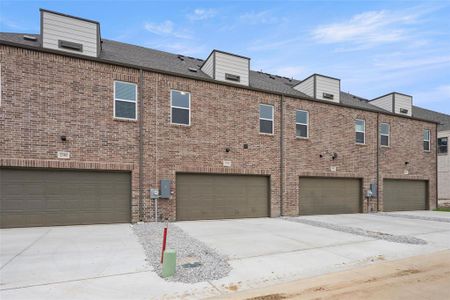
(434, 207, 450, 212)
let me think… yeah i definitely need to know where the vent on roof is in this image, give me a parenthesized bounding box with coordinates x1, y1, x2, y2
(177, 55, 185, 61)
(200, 50, 250, 86)
(188, 67, 198, 72)
(41, 9, 101, 57)
(23, 35, 38, 41)
(225, 73, 240, 82)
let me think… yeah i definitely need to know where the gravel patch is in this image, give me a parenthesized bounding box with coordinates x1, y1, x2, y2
(284, 217, 427, 245)
(379, 212, 450, 223)
(133, 222, 231, 283)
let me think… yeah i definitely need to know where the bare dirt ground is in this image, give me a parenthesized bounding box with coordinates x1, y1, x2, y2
(215, 250, 450, 300)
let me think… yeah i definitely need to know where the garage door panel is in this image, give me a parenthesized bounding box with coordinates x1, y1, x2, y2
(0, 169, 131, 228)
(383, 179, 426, 211)
(176, 173, 269, 221)
(299, 177, 361, 215)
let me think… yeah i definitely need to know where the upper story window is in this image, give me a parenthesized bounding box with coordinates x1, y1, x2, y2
(259, 104, 274, 134)
(380, 123, 390, 147)
(114, 81, 137, 120)
(296, 110, 309, 138)
(171, 90, 191, 126)
(423, 129, 431, 151)
(355, 119, 365, 144)
(438, 137, 448, 154)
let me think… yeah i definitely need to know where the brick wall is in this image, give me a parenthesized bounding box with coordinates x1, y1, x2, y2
(0, 45, 438, 222)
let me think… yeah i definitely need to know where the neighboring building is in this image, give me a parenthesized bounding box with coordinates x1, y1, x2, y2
(0, 9, 439, 228)
(413, 107, 450, 205)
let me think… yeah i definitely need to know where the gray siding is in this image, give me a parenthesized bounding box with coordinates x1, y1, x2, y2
(371, 94, 393, 112)
(316, 75, 340, 103)
(200, 53, 214, 78)
(42, 11, 98, 57)
(214, 51, 249, 86)
(394, 94, 412, 116)
(293, 76, 314, 97)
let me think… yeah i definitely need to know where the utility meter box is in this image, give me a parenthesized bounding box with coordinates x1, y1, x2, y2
(150, 188, 159, 199)
(160, 180, 171, 199)
(370, 183, 377, 197)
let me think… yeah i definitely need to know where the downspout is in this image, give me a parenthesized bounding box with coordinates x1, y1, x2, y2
(435, 125, 438, 209)
(138, 69, 144, 221)
(376, 112, 380, 212)
(279, 95, 285, 216)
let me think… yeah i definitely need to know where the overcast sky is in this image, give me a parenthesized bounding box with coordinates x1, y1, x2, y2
(1, 0, 449, 114)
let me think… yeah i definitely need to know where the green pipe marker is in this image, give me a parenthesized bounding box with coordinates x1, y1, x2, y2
(162, 249, 176, 278)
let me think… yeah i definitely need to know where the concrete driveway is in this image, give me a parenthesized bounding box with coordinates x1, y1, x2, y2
(1, 212, 450, 299)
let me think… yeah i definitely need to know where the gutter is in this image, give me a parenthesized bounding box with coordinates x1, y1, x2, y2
(0, 40, 439, 125)
(138, 69, 144, 221)
(435, 125, 438, 209)
(376, 113, 380, 212)
(280, 95, 285, 216)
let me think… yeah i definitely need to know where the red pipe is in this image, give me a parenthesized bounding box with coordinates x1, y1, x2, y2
(161, 226, 168, 263)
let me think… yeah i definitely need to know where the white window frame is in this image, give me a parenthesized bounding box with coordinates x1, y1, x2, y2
(113, 81, 138, 120)
(355, 119, 365, 145)
(259, 104, 274, 135)
(380, 122, 390, 147)
(424, 129, 431, 152)
(296, 109, 309, 139)
(170, 89, 191, 126)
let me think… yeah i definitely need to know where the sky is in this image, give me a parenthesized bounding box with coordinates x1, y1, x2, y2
(1, 0, 450, 114)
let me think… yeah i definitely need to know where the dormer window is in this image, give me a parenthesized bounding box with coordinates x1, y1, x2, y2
(200, 50, 250, 86)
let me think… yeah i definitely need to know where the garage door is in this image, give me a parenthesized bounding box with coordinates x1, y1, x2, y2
(176, 173, 269, 221)
(299, 177, 361, 215)
(0, 168, 131, 228)
(383, 179, 427, 211)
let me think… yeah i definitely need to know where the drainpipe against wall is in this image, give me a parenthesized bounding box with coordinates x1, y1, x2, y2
(376, 112, 380, 212)
(138, 69, 144, 221)
(435, 125, 438, 209)
(280, 95, 285, 217)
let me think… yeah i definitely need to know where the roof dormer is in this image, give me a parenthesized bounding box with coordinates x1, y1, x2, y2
(40, 9, 101, 57)
(294, 74, 340, 103)
(201, 50, 250, 86)
(370, 92, 412, 116)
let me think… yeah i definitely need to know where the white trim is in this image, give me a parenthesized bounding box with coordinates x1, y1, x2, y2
(423, 128, 431, 152)
(295, 109, 309, 139)
(259, 103, 274, 135)
(170, 89, 191, 126)
(355, 119, 365, 145)
(380, 122, 390, 147)
(113, 80, 138, 120)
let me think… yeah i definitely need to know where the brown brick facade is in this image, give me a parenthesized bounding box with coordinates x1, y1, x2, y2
(0, 45, 437, 222)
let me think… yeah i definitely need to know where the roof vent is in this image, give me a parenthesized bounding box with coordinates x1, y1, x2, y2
(40, 9, 101, 57)
(370, 92, 412, 116)
(188, 67, 198, 72)
(177, 55, 185, 61)
(200, 50, 250, 86)
(23, 35, 38, 41)
(294, 74, 341, 103)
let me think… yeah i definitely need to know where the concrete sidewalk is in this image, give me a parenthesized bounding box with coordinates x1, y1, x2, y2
(1, 212, 449, 299)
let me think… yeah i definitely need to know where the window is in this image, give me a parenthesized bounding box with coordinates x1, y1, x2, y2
(438, 137, 447, 154)
(355, 119, 365, 144)
(171, 90, 190, 125)
(423, 129, 431, 151)
(296, 110, 309, 138)
(380, 123, 390, 147)
(259, 104, 274, 134)
(114, 81, 137, 120)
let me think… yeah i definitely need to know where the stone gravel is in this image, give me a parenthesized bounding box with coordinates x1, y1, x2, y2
(284, 217, 427, 245)
(379, 212, 450, 223)
(133, 222, 231, 283)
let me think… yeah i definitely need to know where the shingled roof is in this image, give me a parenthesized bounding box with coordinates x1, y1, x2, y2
(0, 32, 446, 127)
